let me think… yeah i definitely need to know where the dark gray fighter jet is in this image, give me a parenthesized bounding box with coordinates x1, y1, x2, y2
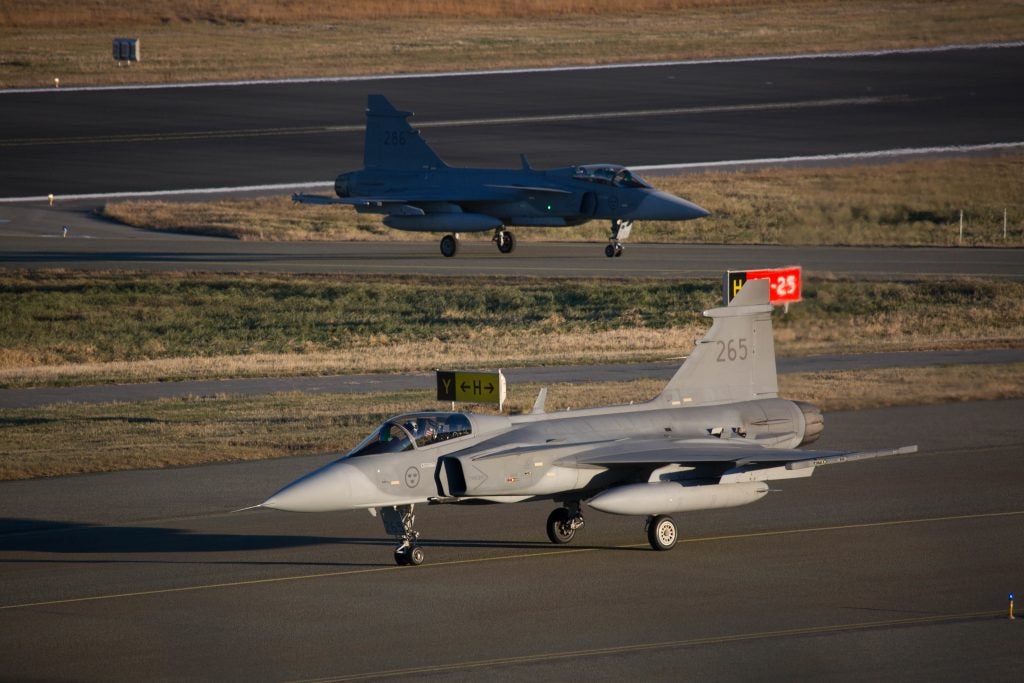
(293, 95, 709, 257)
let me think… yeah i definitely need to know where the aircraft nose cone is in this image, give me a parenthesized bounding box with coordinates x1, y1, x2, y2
(629, 191, 710, 221)
(262, 461, 357, 512)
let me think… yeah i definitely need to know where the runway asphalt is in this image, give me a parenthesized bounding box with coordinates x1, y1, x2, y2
(2, 45, 1022, 198)
(1, 399, 1022, 681)
(3, 45, 1023, 278)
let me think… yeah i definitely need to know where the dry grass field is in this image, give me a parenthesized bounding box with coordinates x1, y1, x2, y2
(3, 270, 1023, 388)
(3, 1, 1023, 88)
(104, 154, 1024, 246)
(2, 362, 1022, 480)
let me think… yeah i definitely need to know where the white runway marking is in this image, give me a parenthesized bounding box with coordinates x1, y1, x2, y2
(1, 41, 1021, 95)
(1, 142, 1020, 204)
(632, 141, 1024, 172)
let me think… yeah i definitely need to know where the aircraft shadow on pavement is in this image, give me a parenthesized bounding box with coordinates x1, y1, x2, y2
(2, 249, 436, 266)
(0, 518, 639, 559)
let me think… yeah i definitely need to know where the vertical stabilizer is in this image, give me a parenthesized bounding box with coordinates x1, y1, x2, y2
(656, 279, 778, 406)
(364, 95, 447, 171)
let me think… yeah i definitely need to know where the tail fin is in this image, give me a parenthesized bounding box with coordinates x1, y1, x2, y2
(364, 95, 447, 171)
(656, 278, 778, 406)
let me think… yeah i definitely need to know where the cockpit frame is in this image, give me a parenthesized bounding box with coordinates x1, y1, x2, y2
(347, 412, 473, 457)
(573, 164, 651, 189)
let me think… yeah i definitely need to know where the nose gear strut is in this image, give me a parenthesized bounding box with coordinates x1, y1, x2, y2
(381, 504, 424, 566)
(605, 219, 632, 257)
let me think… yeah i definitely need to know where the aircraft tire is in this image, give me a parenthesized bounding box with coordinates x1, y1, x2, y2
(394, 547, 411, 565)
(546, 508, 576, 544)
(647, 515, 678, 551)
(614, 244, 624, 257)
(440, 234, 459, 258)
(408, 546, 425, 566)
(497, 231, 516, 254)
(604, 244, 616, 258)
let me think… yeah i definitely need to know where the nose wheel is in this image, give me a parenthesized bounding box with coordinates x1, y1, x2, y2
(605, 219, 631, 257)
(382, 504, 424, 566)
(395, 544, 425, 566)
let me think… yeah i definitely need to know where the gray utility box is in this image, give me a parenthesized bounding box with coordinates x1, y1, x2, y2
(113, 38, 140, 62)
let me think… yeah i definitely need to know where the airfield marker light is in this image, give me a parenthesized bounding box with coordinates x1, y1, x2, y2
(48, 194, 54, 207)
(54, 77, 60, 88)
(1010, 593, 1016, 620)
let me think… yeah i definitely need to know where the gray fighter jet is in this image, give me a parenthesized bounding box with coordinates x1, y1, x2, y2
(293, 95, 709, 257)
(257, 279, 917, 565)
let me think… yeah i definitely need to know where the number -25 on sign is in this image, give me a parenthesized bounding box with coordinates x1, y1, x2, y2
(723, 266, 802, 306)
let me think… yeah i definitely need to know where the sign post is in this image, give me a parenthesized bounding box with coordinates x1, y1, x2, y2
(436, 370, 506, 411)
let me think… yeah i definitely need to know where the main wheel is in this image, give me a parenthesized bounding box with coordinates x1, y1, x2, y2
(394, 547, 411, 565)
(604, 244, 617, 258)
(647, 515, 678, 551)
(497, 231, 516, 254)
(546, 508, 576, 544)
(614, 243, 624, 257)
(408, 546, 425, 566)
(440, 234, 459, 258)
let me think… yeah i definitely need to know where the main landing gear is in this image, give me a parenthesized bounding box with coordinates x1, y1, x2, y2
(382, 504, 424, 566)
(605, 219, 632, 258)
(439, 234, 459, 258)
(645, 515, 678, 551)
(438, 230, 516, 257)
(545, 502, 585, 544)
(493, 228, 516, 254)
(544, 503, 679, 552)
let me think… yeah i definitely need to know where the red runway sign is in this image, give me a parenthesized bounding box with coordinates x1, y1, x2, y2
(724, 266, 802, 305)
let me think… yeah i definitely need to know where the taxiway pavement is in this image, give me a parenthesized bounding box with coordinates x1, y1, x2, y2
(1, 400, 1022, 681)
(2, 205, 1022, 278)
(3, 348, 1024, 410)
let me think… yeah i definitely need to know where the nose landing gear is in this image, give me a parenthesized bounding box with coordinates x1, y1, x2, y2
(382, 504, 424, 566)
(605, 219, 632, 257)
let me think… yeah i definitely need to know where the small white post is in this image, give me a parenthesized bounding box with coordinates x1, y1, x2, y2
(959, 210, 963, 244)
(53, 77, 60, 89)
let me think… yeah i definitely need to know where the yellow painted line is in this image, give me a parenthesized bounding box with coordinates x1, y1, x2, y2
(293, 609, 1007, 682)
(2, 509, 1021, 611)
(678, 509, 1024, 545)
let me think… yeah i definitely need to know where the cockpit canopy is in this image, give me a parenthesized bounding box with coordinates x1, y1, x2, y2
(347, 412, 473, 457)
(573, 164, 651, 189)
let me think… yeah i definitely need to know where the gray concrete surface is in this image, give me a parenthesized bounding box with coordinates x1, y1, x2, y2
(1, 400, 1022, 681)
(2, 348, 1024, 409)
